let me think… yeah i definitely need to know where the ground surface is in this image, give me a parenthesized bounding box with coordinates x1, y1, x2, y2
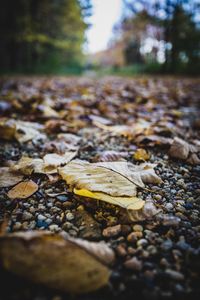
(0, 76, 200, 300)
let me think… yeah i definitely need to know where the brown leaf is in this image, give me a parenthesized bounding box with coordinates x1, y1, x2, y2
(169, 137, 199, 164)
(7, 180, 38, 199)
(0, 231, 114, 294)
(0, 167, 23, 188)
(93, 150, 127, 162)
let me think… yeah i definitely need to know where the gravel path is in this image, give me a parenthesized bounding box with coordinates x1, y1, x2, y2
(0, 76, 200, 300)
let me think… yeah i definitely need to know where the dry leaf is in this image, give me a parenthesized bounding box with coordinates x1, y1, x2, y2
(94, 161, 162, 187)
(12, 156, 44, 175)
(94, 120, 151, 138)
(59, 160, 162, 211)
(12, 152, 77, 175)
(15, 121, 45, 143)
(134, 148, 150, 161)
(0, 231, 114, 293)
(0, 118, 16, 140)
(127, 199, 161, 222)
(43, 152, 77, 173)
(59, 160, 138, 197)
(7, 180, 38, 199)
(0, 118, 45, 143)
(187, 153, 200, 165)
(0, 167, 23, 188)
(169, 137, 190, 160)
(74, 188, 145, 210)
(169, 137, 200, 164)
(94, 150, 127, 162)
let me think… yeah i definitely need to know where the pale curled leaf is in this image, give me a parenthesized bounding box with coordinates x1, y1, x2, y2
(7, 180, 38, 199)
(127, 199, 161, 222)
(43, 152, 77, 169)
(169, 137, 200, 164)
(0, 118, 45, 143)
(12, 156, 44, 175)
(0, 167, 23, 188)
(12, 152, 77, 175)
(0, 231, 114, 293)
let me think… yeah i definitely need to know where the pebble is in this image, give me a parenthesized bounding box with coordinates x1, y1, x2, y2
(154, 194, 162, 201)
(12, 222, 22, 231)
(165, 269, 185, 281)
(127, 231, 143, 243)
(49, 224, 59, 232)
(165, 203, 174, 211)
(137, 239, 148, 247)
(161, 239, 173, 251)
(116, 244, 127, 257)
(160, 215, 180, 226)
(37, 214, 46, 221)
(56, 194, 69, 202)
(103, 224, 121, 238)
(160, 258, 170, 268)
(66, 212, 74, 221)
(147, 245, 157, 255)
(124, 257, 142, 271)
(133, 224, 143, 232)
(22, 212, 33, 221)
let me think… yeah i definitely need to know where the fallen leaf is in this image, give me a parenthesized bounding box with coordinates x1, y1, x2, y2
(0, 167, 23, 188)
(7, 180, 38, 199)
(43, 152, 77, 173)
(74, 188, 145, 210)
(94, 161, 162, 188)
(186, 153, 200, 165)
(134, 148, 150, 161)
(59, 160, 162, 211)
(127, 199, 161, 222)
(0, 118, 16, 140)
(0, 231, 114, 293)
(12, 156, 44, 175)
(12, 152, 77, 175)
(93, 150, 127, 162)
(169, 137, 200, 164)
(15, 121, 45, 143)
(0, 118, 45, 143)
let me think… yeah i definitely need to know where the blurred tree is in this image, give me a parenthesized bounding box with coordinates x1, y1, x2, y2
(114, 0, 200, 74)
(0, 0, 92, 73)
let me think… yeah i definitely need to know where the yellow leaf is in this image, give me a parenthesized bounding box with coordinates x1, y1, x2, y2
(134, 148, 150, 161)
(74, 188, 145, 210)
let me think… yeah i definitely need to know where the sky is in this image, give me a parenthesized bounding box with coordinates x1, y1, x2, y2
(86, 0, 123, 53)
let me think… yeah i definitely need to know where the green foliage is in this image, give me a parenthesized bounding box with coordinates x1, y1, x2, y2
(0, 0, 91, 73)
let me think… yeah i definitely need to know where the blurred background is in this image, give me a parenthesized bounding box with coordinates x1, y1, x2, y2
(0, 0, 200, 75)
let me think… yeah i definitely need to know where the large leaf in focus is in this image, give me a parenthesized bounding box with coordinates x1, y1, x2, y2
(94, 161, 162, 188)
(59, 160, 138, 197)
(0, 231, 114, 294)
(59, 160, 162, 211)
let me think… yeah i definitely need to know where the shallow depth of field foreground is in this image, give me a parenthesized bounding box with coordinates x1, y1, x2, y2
(0, 76, 199, 299)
